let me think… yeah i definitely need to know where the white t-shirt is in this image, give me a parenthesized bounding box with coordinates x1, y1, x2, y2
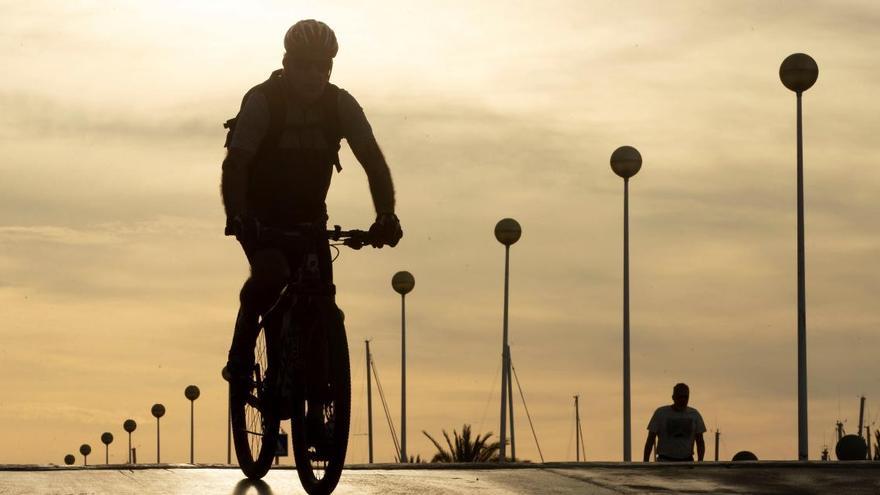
(647, 405, 706, 459)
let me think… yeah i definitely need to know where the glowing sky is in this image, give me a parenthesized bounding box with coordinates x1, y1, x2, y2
(2, 0, 879, 465)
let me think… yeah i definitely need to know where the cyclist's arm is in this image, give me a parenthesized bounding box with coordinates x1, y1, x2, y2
(338, 89, 395, 215)
(221, 92, 270, 218)
(349, 136, 395, 215)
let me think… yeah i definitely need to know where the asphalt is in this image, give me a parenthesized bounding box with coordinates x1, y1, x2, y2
(0, 462, 878, 495)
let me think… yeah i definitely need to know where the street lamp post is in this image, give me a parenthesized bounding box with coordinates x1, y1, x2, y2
(392, 271, 415, 463)
(151, 404, 166, 464)
(79, 444, 91, 466)
(185, 385, 201, 464)
(123, 419, 137, 464)
(610, 145, 642, 462)
(365, 340, 374, 464)
(780, 52, 818, 462)
(64, 454, 75, 466)
(495, 218, 522, 463)
(100, 432, 113, 465)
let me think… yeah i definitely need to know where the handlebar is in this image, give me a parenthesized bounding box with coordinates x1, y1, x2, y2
(327, 225, 372, 250)
(225, 223, 375, 250)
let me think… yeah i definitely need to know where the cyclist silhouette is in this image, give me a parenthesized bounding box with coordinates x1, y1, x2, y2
(221, 19, 402, 389)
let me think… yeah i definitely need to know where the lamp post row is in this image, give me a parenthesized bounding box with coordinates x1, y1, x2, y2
(67, 385, 200, 466)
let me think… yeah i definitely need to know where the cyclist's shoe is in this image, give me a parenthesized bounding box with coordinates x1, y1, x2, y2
(225, 357, 255, 401)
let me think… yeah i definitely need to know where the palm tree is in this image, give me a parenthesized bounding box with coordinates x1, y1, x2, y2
(874, 430, 879, 461)
(422, 424, 500, 463)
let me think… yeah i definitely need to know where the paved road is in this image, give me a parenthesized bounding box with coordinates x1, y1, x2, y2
(1, 462, 877, 495)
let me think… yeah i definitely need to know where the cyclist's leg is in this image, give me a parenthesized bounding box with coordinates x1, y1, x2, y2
(228, 244, 291, 370)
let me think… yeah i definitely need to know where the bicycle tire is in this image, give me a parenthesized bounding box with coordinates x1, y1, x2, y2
(231, 325, 280, 479)
(291, 305, 351, 495)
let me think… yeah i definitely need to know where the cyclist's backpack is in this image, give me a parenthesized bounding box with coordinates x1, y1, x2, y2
(223, 69, 343, 172)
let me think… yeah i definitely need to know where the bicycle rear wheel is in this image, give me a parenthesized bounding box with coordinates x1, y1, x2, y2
(230, 326, 280, 479)
(291, 307, 350, 495)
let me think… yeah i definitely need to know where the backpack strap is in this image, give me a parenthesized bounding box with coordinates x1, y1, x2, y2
(320, 83, 343, 172)
(259, 70, 288, 153)
(223, 69, 287, 151)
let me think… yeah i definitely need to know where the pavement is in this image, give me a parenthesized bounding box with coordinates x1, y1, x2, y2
(1, 462, 878, 495)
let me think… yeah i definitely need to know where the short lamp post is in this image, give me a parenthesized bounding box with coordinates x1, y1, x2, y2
(779, 52, 819, 462)
(610, 145, 642, 462)
(392, 270, 415, 463)
(495, 217, 521, 463)
(79, 444, 91, 466)
(100, 432, 113, 465)
(64, 454, 75, 466)
(151, 403, 166, 464)
(123, 419, 137, 464)
(185, 385, 201, 464)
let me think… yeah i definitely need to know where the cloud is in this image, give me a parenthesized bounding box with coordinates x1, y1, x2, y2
(0, 402, 123, 426)
(0, 225, 119, 245)
(0, 92, 218, 141)
(0, 216, 238, 298)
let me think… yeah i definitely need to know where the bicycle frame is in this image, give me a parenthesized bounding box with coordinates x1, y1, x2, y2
(228, 224, 371, 491)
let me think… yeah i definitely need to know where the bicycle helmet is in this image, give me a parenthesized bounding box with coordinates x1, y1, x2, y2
(284, 20, 338, 58)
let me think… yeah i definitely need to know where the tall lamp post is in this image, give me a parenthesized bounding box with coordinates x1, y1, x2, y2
(185, 385, 201, 464)
(151, 403, 166, 464)
(123, 419, 137, 464)
(100, 432, 113, 465)
(495, 217, 522, 463)
(779, 53, 818, 462)
(610, 145, 642, 462)
(392, 270, 415, 463)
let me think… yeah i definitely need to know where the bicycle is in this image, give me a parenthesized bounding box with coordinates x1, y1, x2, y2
(226, 224, 373, 495)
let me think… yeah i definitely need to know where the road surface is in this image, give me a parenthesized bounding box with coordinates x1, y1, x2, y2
(0, 462, 877, 494)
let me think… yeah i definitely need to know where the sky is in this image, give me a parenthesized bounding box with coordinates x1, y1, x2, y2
(1, 0, 879, 465)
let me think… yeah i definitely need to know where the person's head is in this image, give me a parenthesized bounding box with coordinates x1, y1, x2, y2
(282, 20, 338, 102)
(672, 383, 690, 409)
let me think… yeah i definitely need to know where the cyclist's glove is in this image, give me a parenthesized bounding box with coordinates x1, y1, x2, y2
(225, 214, 261, 243)
(368, 212, 402, 248)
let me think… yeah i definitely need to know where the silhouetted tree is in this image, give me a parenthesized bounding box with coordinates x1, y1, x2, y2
(422, 424, 500, 463)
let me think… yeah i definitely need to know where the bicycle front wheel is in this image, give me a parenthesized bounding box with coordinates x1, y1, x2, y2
(291, 307, 351, 495)
(230, 326, 280, 479)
